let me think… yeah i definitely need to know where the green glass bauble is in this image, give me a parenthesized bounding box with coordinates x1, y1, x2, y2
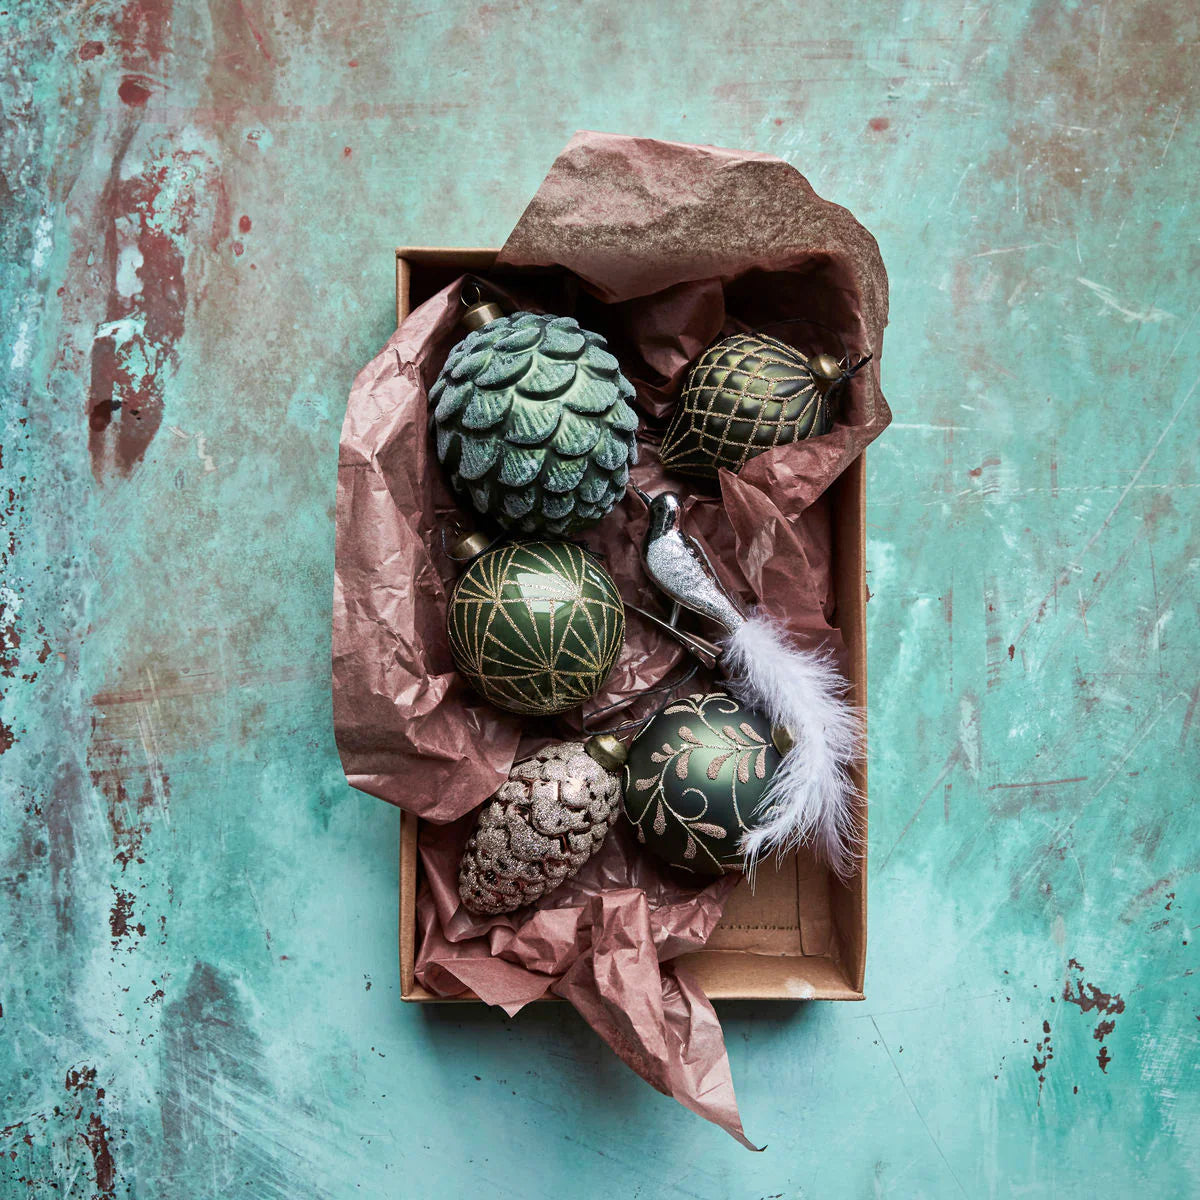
(623, 692, 782, 875)
(447, 541, 625, 716)
(431, 312, 640, 536)
(660, 333, 838, 479)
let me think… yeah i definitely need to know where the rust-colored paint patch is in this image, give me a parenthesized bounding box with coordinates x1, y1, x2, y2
(1, 1065, 124, 1195)
(1062, 960, 1125, 1073)
(114, 0, 172, 60)
(82, 0, 236, 479)
(89, 737, 169, 871)
(1062, 975, 1126, 1017)
(83, 1112, 116, 1198)
(1032, 1018, 1053, 1102)
(117, 76, 151, 105)
(0, 617, 17, 678)
(0, 467, 26, 755)
(109, 886, 144, 947)
(85, 145, 228, 477)
(990, 3, 1198, 212)
(66, 1064, 98, 1093)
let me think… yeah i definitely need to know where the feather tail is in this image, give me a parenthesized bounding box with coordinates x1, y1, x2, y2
(722, 612, 862, 878)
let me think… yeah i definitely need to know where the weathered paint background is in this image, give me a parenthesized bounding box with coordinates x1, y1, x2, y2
(1, 0, 1197, 1195)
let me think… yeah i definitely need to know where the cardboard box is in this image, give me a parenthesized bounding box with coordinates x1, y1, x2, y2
(397, 248, 868, 1003)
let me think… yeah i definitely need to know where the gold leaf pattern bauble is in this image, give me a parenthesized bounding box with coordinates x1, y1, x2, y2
(458, 740, 622, 915)
(447, 540, 625, 716)
(623, 692, 782, 875)
(660, 332, 834, 479)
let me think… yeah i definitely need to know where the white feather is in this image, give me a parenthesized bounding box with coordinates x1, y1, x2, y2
(722, 612, 862, 878)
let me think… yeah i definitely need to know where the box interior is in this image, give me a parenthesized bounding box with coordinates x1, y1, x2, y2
(396, 248, 867, 1002)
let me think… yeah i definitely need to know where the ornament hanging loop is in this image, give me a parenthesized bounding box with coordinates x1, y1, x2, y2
(441, 526, 495, 563)
(460, 276, 505, 331)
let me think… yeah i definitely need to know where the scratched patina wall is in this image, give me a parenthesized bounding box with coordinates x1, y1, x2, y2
(1, 1, 1196, 1195)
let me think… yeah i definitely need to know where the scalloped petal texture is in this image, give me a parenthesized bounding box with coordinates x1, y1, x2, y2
(431, 311, 640, 535)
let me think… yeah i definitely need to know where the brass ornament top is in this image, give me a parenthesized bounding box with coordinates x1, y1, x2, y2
(460, 280, 506, 331)
(584, 732, 629, 772)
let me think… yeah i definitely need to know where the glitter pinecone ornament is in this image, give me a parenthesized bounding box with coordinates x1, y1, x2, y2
(458, 736, 626, 915)
(431, 288, 640, 536)
(660, 332, 868, 479)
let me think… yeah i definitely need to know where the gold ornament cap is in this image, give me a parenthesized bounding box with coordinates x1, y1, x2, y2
(460, 279, 505, 331)
(447, 529, 491, 561)
(807, 353, 845, 395)
(584, 733, 628, 772)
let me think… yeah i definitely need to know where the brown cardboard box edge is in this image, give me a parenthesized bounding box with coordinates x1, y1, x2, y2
(395, 248, 868, 1004)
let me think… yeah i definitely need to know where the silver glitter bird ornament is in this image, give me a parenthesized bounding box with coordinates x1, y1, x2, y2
(628, 491, 862, 877)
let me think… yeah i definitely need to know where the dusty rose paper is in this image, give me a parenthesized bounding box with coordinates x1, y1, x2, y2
(333, 131, 891, 1147)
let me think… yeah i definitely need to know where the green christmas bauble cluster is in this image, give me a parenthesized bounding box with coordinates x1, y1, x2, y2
(447, 540, 625, 717)
(431, 312, 640, 537)
(660, 332, 835, 479)
(623, 692, 782, 875)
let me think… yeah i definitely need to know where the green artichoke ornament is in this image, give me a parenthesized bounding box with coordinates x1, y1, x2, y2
(447, 540, 625, 717)
(431, 308, 640, 536)
(623, 692, 783, 875)
(661, 332, 865, 479)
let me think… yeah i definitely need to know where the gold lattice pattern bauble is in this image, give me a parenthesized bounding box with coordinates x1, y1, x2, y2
(660, 332, 834, 479)
(447, 540, 625, 716)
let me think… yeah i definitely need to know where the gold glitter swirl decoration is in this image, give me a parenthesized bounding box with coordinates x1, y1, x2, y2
(623, 692, 782, 875)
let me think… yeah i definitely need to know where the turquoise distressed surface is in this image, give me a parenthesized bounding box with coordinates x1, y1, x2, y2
(1, 1, 1196, 1195)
